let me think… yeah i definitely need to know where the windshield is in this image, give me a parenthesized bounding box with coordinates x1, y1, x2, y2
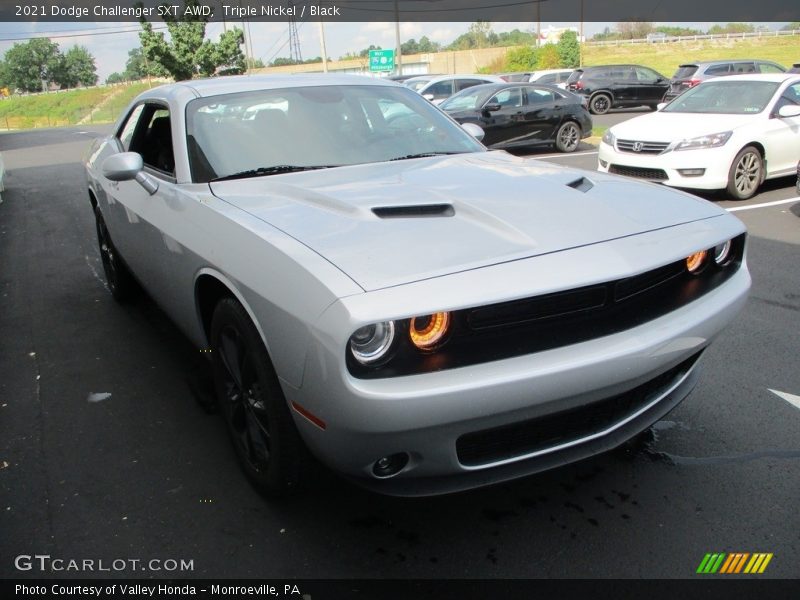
(440, 87, 492, 111)
(404, 78, 432, 92)
(186, 84, 485, 183)
(663, 80, 779, 114)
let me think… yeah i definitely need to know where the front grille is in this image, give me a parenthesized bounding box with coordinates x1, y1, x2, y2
(456, 351, 702, 466)
(616, 139, 670, 154)
(609, 164, 668, 180)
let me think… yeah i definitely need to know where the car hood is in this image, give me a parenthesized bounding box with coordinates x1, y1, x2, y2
(210, 151, 723, 292)
(610, 111, 758, 141)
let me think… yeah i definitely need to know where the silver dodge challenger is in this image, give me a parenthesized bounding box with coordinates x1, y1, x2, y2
(85, 74, 750, 496)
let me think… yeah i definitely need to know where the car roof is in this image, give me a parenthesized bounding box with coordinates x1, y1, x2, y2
(700, 73, 798, 83)
(682, 59, 785, 67)
(405, 74, 504, 84)
(138, 74, 396, 100)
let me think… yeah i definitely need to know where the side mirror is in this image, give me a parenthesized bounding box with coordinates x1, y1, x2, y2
(656, 102, 667, 111)
(483, 103, 502, 112)
(102, 152, 158, 195)
(778, 105, 800, 118)
(461, 122, 485, 142)
(423, 93, 435, 101)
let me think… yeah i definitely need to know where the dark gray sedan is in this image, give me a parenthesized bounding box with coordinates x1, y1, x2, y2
(440, 83, 592, 152)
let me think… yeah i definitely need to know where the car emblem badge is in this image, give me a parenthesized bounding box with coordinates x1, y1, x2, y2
(633, 142, 644, 152)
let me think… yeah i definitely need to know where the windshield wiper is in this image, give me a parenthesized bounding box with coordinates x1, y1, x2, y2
(211, 164, 337, 182)
(388, 152, 463, 162)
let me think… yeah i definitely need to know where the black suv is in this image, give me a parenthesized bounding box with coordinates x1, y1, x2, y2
(566, 64, 669, 114)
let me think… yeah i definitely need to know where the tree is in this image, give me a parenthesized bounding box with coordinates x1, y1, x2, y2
(537, 44, 561, 69)
(557, 31, 580, 68)
(615, 21, 654, 39)
(505, 46, 539, 71)
(137, 0, 244, 80)
(55, 45, 97, 88)
(417, 36, 440, 53)
(781, 22, 800, 31)
(124, 47, 167, 80)
(707, 23, 755, 34)
(3, 38, 61, 92)
(106, 72, 126, 84)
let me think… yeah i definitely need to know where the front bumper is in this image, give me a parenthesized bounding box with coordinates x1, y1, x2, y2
(283, 219, 749, 496)
(597, 140, 735, 190)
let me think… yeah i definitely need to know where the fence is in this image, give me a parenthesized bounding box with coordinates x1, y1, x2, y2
(586, 29, 800, 47)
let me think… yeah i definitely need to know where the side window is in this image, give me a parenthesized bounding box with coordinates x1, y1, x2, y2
(425, 80, 454, 99)
(733, 62, 756, 74)
(117, 104, 145, 151)
(488, 87, 522, 108)
(538, 74, 556, 84)
(456, 79, 486, 92)
(705, 64, 731, 76)
(526, 88, 555, 105)
(635, 67, 660, 82)
(774, 83, 800, 111)
(129, 105, 175, 176)
(758, 62, 784, 74)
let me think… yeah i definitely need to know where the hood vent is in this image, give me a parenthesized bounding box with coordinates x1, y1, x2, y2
(372, 203, 455, 219)
(566, 176, 594, 193)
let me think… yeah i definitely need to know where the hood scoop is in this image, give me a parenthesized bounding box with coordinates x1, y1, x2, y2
(372, 203, 455, 219)
(566, 176, 594, 193)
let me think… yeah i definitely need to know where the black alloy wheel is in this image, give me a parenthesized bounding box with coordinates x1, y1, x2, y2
(589, 93, 611, 115)
(210, 298, 309, 496)
(94, 207, 136, 302)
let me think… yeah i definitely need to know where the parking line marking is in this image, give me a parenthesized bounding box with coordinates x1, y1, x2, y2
(534, 150, 599, 159)
(769, 389, 800, 410)
(727, 197, 799, 212)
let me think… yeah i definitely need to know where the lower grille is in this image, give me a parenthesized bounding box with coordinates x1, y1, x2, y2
(609, 164, 668, 181)
(456, 351, 702, 467)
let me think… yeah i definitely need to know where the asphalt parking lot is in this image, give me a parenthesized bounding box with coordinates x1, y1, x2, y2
(0, 120, 798, 581)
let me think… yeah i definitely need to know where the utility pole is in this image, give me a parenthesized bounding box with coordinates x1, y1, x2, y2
(579, 0, 584, 67)
(318, 21, 328, 73)
(394, 0, 402, 75)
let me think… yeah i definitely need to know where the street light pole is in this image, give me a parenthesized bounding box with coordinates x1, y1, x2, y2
(318, 21, 328, 73)
(394, 0, 402, 75)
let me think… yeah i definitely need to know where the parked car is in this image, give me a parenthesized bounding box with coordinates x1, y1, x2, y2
(440, 82, 591, 152)
(598, 73, 800, 199)
(796, 160, 800, 194)
(663, 59, 787, 101)
(789, 63, 800, 74)
(85, 74, 749, 497)
(404, 74, 505, 104)
(566, 64, 670, 114)
(528, 69, 575, 88)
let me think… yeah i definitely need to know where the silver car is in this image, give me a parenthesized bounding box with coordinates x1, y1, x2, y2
(85, 75, 750, 497)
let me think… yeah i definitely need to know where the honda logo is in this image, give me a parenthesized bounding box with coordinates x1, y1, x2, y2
(633, 142, 644, 152)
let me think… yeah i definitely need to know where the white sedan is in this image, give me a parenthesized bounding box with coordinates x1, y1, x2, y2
(598, 73, 800, 199)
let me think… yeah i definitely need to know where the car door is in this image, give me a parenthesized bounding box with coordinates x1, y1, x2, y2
(764, 81, 800, 174)
(634, 66, 668, 103)
(423, 79, 455, 104)
(478, 87, 524, 146)
(99, 101, 185, 306)
(611, 66, 637, 104)
(521, 86, 560, 141)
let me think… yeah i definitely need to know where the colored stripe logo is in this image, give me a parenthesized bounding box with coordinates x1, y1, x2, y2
(697, 553, 773, 574)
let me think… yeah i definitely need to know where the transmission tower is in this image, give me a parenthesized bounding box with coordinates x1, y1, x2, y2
(288, 1, 303, 63)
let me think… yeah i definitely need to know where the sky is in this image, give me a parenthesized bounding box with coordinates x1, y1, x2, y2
(0, 21, 791, 82)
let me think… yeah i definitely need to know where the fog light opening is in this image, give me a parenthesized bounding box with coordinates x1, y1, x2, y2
(599, 159, 608, 168)
(677, 168, 706, 177)
(372, 452, 409, 478)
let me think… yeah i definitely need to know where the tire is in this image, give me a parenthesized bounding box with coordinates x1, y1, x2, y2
(94, 207, 136, 302)
(589, 93, 611, 115)
(210, 298, 310, 496)
(555, 121, 581, 153)
(648, 104, 659, 111)
(726, 146, 763, 200)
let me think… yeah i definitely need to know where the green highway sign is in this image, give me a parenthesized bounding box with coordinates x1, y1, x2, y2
(369, 49, 395, 72)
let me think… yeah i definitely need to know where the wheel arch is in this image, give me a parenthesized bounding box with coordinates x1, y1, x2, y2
(194, 269, 271, 357)
(589, 89, 614, 102)
(738, 142, 767, 179)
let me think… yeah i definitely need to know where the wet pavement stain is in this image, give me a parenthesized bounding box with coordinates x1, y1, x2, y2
(586, 518, 599, 527)
(594, 495, 615, 509)
(564, 501, 584, 513)
(482, 507, 518, 522)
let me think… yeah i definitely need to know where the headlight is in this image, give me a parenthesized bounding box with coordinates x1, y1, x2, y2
(674, 131, 732, 151)
(713, 240, 733, 265)
(409, 312, 451, 350)
(601, 129, 616, 146)
(349, 321, 395, 365)
(685, 250, 708, 274)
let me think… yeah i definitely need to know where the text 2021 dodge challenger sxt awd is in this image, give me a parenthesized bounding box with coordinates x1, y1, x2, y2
(85, 75, 749, 496)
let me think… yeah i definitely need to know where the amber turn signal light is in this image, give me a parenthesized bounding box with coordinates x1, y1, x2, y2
(409, 312, 451, 350)
(685, 250, 707, 274)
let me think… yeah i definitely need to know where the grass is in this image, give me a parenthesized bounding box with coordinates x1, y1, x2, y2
(583, 36, 798, 77)
(0, 82, 152, 130)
